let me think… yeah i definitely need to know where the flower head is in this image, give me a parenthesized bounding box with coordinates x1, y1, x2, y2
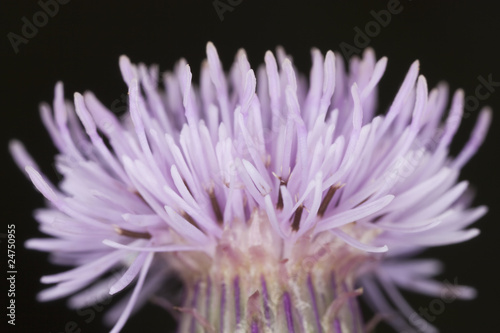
(11, 42, 490, 332)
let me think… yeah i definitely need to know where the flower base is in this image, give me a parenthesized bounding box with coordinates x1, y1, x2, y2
(175, 210, 368, 333)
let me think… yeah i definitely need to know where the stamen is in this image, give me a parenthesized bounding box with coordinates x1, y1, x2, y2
(353, 195, 372, 208)
(113, 225, 151, 239)
(371, 214, 385, 223)
(291, 205, 304, 231)
(265, 154, 271, 168)
(132, 190, 148, 205)
(208, 188, 223, 224)
(317, 184, 342, 217)
(183, 178, 193, 196)
(276, 178, 287, 210)
(181, 211, 199, 228)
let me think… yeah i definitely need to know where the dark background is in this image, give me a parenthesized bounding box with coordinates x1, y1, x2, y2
(1, 0, 499, 332)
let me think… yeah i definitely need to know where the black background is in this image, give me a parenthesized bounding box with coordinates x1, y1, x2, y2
(1, 0, 499, 332)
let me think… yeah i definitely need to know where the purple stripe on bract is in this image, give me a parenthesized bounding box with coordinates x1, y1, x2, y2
(220, 283, 226, 333)
(251, 320, 259, 333)
(334, 319, 342, 333)
(234, 276, 241, 324)
(283, 292, 295, 333)
(307, 274, 322, 333)
(189, 281, 200, 333)
(331, 271, 337, 297)
(343, 282, 357, 333)
(206, 277, 211, 321)
(332, 272, 342, 333)
(261, 275, 271, 326)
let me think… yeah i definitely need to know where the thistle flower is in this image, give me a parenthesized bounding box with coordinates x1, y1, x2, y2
(11, 42, 491, 333)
